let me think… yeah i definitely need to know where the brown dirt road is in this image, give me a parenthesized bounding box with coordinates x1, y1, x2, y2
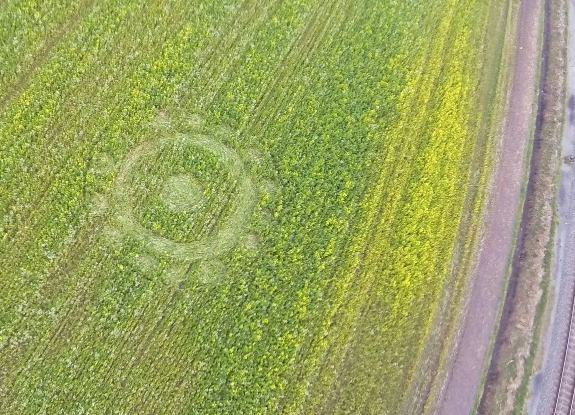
(435, 0, 543, 413)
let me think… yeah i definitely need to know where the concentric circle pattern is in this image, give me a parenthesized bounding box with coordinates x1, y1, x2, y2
(109, 127, 255, 282)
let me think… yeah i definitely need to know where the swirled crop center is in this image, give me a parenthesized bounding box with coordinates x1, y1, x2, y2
(161, 174, 204, 213)
(112, 133, 255, 262)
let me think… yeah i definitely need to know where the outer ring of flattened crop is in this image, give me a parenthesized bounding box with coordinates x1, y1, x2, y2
(111, 133, 255, 262)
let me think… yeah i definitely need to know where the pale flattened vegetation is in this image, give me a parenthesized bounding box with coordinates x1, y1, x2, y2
(0, 0, 507, 413)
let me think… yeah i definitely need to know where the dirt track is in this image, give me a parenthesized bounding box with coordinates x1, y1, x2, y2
(435, 0, 543, 413)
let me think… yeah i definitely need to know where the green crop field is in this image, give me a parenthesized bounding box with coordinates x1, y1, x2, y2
(0, 0, 509, 413)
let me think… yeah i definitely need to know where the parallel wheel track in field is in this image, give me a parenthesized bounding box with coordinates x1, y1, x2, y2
(1, 2, 286, 409)
(0, 0, 96, 110)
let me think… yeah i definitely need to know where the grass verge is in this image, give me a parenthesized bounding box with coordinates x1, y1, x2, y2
(476, 0, 567, 412)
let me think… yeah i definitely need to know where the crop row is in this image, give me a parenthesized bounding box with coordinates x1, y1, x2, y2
(0, 0, 504, 413)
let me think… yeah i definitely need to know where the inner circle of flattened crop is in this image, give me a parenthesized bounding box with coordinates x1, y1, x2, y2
(113, 133, 254, 261)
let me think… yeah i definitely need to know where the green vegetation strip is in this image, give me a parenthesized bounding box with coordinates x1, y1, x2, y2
(0, 0, 506, 413)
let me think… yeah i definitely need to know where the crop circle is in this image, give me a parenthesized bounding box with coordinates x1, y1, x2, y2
(111, 133, 255, 265)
